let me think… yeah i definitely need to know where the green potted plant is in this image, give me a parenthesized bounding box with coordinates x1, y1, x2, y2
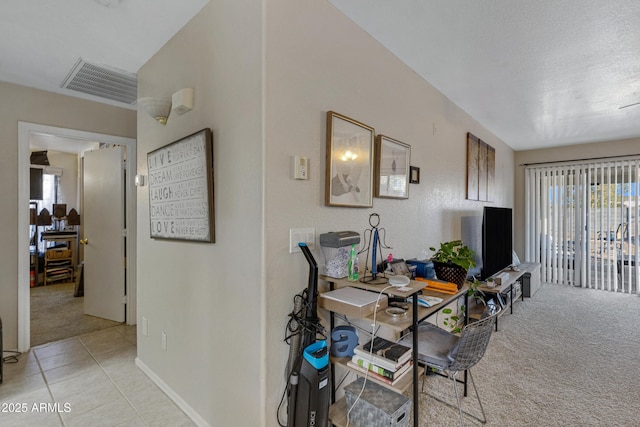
(429, 240, 477, 289)
(486, 277, 496, 288)
(468, 277, 486, 304)
(436, 278, 486, 334)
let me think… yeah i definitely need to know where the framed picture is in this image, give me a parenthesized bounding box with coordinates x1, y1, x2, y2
(410, 166, 420, 184)
(390, 259, 412, 277)
(147, 128, 215, 242)
(325, 111, 375, 208)
(375, 135, 410, 199)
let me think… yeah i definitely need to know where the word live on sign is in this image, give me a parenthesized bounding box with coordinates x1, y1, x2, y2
(147, 130, 212, 241)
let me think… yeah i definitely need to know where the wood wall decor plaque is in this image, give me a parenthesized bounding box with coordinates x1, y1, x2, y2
(467, 132, 495, 202)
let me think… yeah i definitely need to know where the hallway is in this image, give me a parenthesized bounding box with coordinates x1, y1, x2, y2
(0, 325, 193, 426)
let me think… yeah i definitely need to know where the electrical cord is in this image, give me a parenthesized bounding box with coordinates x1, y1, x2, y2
(346, 285, 394, 427)
(2, 350, 22, 364)
(284, 290, 326, 344)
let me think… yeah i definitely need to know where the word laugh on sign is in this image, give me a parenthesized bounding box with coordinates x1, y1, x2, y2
(147, 129, 214, 242)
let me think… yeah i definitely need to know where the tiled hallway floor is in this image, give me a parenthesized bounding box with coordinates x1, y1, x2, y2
(0, 325, 194, 426)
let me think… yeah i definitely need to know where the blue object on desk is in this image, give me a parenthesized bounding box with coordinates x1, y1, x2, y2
(371, 229, 379, 276)
(406, 259, 435, 279)
(330, 325, 358, 357)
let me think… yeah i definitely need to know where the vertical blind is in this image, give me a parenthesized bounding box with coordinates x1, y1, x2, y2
(525, 158, 640, 294)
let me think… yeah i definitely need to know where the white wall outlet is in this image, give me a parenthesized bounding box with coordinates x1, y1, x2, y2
(161, 331, 167, 350)
(142, 317, 148, 336)
(289, 228, 315, 253)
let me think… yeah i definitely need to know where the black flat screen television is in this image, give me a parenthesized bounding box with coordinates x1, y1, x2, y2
(482, 206, 513, 280)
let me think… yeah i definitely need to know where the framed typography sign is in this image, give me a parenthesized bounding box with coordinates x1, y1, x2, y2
(147, 128, 215, 242)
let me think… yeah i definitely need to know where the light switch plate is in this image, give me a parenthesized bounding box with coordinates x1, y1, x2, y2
(290, 228, 315, 253)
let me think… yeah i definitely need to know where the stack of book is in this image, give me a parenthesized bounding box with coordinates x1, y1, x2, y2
(347, 336, 412, 387)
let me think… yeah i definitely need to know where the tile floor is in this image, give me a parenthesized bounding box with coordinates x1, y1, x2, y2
(0, 325, 195, 426)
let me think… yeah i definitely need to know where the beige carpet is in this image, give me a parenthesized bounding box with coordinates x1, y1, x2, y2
(410, 283, 640, 426)
(30, 282, 121, 347)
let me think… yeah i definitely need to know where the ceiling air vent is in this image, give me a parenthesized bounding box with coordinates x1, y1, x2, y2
(61, 58, 137, 105)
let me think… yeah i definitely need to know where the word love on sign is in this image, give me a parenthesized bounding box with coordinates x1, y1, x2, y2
(147, 128, 215, 242)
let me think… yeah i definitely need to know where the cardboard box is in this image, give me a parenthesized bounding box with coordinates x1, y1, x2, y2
(319, 287, 388, 318)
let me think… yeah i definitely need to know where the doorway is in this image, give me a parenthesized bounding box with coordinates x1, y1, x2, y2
(524, 157, 640, 293)
(18, 122, 137, 352)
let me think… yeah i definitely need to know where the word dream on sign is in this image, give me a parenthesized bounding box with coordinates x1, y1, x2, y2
(147, 130, 212, 241)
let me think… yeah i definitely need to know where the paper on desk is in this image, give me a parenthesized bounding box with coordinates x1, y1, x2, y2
(320, 287, 384, 307)
(421, 296, 443, 306)
(412, 296, 444, 308)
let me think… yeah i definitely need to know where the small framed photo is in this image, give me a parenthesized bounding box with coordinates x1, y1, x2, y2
(325, 111, 375, 208)
(375, 135, 410, 199)
(390, 259, 412, 277)
(410, 166, 420, 184)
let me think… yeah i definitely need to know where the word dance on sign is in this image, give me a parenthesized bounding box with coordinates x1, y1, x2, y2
(147, 128, 215, 242)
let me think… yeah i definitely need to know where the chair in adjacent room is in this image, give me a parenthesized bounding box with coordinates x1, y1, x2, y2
(398, 304, 501, 426)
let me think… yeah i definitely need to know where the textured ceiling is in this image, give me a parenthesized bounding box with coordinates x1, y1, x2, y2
(0, 0, 209, 109)
(2, 0, 639, 151)
(329, 0, 640, 151)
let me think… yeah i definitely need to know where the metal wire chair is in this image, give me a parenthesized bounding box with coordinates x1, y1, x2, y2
(398, 304, 501, 426)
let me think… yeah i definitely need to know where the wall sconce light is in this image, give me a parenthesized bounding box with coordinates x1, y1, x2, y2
(138, 97, 172, 125)
(138, 88, 194, 125)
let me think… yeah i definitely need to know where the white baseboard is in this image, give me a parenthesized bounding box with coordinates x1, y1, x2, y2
(135, 357, 209, 427)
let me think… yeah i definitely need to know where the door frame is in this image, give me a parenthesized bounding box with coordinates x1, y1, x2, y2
(18, 122, 137, 352)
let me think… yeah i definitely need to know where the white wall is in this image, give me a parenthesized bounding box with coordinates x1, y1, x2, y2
(135, 1, 264, 426)
(44, 151, 79, 213)
(136, 0, 515, 425)
(263, 0, 514, 424)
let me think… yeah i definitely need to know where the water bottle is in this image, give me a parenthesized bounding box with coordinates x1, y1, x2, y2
(353, 250, 359, 281)
(348, 244, 358, 281)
